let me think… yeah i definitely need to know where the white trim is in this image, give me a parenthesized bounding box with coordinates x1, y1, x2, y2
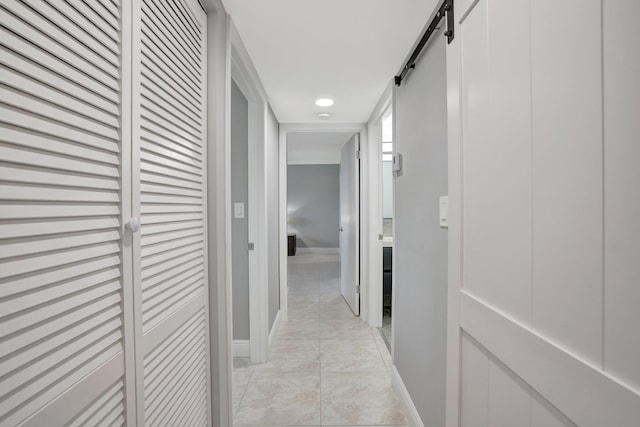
(296, 247, 340, 254)
(391, 365, 425, 427)
(279, 123, 368, 325)
(268, 309, 283, 349)
(203, 0, 233, 425)
(232, 340, 251, 358)
(444, 9, 462, 427)
(365, 82, 393, 328)
(199, 10, 212, 423)
(119, 3, 136, 425)
(461, 291, 640, 426)
(229, 19, 269, 364)
(278, 126, 288, 322)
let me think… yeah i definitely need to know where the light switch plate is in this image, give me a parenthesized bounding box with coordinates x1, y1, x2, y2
(234, 202, 245, 219)
(439, 196, 449, 228)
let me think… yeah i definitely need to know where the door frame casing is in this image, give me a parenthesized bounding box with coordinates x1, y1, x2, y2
(202, 2, 271, 424)
(203, 1, 232, 425)
(278, 123, 368, 323)
(229, 20, 270, 364)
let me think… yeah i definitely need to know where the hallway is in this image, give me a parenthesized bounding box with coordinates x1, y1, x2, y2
(232, 253, 407, 426)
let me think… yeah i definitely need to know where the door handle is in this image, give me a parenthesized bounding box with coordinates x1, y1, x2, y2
(340, 226, 344, 232)
(126, 217, 141, 233)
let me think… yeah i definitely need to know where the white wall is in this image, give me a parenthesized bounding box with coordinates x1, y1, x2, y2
(449, 0, 640, 426)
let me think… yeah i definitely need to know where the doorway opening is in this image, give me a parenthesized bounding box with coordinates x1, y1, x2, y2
(379, 111, 394, 349)
(279, 126, 365, 323)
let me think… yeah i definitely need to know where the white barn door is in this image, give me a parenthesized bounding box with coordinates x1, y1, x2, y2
(0, 1, 133, 425)
(131, 0, 210, 425)
(451, 0, 640, 426)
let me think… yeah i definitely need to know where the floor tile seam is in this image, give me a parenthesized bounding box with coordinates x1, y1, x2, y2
(233, 369, 255, 421)
(252, 369, 321, 373)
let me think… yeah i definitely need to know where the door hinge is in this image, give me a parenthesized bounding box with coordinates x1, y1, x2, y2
(356, 285, 360, 294)
(248, 242, 255, 251)
(356, 150, 361, 159)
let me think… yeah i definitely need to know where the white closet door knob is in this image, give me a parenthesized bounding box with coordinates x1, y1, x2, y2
(126, 217, 141, 233)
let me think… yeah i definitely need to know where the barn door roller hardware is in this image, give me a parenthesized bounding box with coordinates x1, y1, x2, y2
(395, 0, 454, 86)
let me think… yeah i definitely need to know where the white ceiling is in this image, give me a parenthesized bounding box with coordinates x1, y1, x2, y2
(287, 132, 354, 165)
(222, 0, 438, 124)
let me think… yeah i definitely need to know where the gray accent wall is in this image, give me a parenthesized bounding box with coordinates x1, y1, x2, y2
(266, 106, 280, 331)
(287, 164, 340, 248)
(393, 29, 448, 425)
(231, 80, 250, 340)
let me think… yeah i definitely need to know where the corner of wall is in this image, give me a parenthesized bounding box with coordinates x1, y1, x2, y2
(391, 365, 425, 427)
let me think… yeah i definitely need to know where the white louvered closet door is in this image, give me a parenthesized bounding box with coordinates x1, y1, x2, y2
(131, 0, 210, 426)
(0, 1, 134, 426)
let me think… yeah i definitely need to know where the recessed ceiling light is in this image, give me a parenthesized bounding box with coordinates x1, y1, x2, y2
(317, 112, 331, 120)
(315, 98, 334, 107)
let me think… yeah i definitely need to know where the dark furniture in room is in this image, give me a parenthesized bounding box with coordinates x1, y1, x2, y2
(288, 234, 296, 256)
(383, 247, 392, 314)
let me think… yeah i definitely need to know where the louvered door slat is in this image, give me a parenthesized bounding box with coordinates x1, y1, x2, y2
(66, 380, 125, 427)
(0, 1, 128, 425)
(3, 1, 119, 76)
(0, 28, 119, 104)
(145, 0, 201, 61)
(0, 126, 120, 165)
(0, 9, 119, 91)
(142, 1, 201, 77)
(141, 86, 202, 134)
(36, 1, 119, 55)
(132, 0, 208, 423)
(140, 43, 201, 110)
(140, 256, 202, 293)
(0, 45, 119, 115)
(2, 135, 117, 173)
(20, 2, 120, 63)
(0, 87, 119, 141)
(141, 172, 203, 192)
(1, 64, 119, 127)
(80, 0, 120, 33)
(142, 68, 202, 118)
(0, 106, 119, 152)
(141, 147, 202, 173)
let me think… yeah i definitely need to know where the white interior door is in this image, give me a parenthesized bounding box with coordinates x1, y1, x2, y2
(131, 0, 209, 425)
(452, 1, 640, 426)
(340, 134, 360, 315)
(0, 1, 133, 425)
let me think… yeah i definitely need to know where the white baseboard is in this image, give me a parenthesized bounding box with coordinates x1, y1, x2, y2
(233, 340, 250, 358)
(391, 365, 424, 427)
(269, 309, 282, 348)
(296, 247, 339, 254)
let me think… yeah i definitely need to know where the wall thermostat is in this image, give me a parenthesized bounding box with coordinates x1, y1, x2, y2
(392, 152, 403, 174)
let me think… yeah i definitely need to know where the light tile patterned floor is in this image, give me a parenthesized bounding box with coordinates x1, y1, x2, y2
(233, 253, 407, 426)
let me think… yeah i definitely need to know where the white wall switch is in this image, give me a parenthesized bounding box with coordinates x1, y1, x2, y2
(234, 202, 245, 219)
(439, 196, 449, 228)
